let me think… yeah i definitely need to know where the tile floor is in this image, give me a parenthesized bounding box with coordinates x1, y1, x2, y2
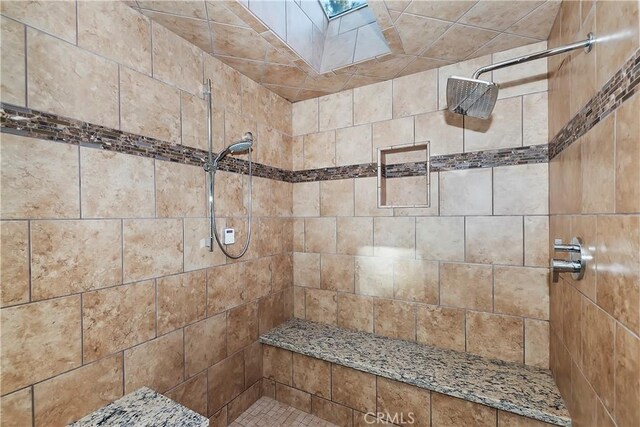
(230, 397, 338, 427)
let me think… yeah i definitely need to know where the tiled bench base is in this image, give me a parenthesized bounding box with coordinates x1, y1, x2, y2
(260, 319, 570, 427)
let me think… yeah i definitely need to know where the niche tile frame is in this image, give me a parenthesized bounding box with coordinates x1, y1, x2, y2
(377, 142, 431, 208)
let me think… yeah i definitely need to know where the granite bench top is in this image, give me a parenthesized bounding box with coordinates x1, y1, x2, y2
(260, 319, 571, 427)
(69, 387, 208, 427)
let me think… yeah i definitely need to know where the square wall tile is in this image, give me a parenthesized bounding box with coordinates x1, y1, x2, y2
(152, 21, 203, 95)
(27, 29, 119, 129)
(439, 169, 492, 216)
(82, 281, 155, 363)
(615, 91, 640, 213)
(337, 293, 374, 333)
(331, 365, 376, 413)
(293, 98, 319, 136)
(441, 262, 493, 311)
(525, 319, 549, 369)
(184, 313, 227, 378)
(80, 148, 155, 218)
(292, 353, 331, 398)
(293, 182, 320, 217)
(304, 131, 336, 169)
(1, 135, 79, 219)
(355, 256, 394, 298)
(0, 16, 25, 106)
(157, 271, 206, 335)
(263, 345, 293, 386)
(305, 217, 337, 253)
(614, 323, 640, 427)
(374, 298, 416, 341)
(336, 124, 373, 166)
(354, 81, 392, 125)
(305, 288, 338, 325)
(524, 216, 549, 267)
(0, 221, 29, 307)
(0, 388, 32, 427)
(320, 179, 354, 216)
(393, 259, 439, 304)
(319, 90, 353, 131)
(431, 393, 497, 426)
(207, 351, 245, 415)
(294, 252, 321, 288)
(416, 216, 465, 261)
(123, 219, 183, 282)
(373, 217, 415, 259)
(494, 164, 548, 215)
(466, 311, 524, 363)
(466, 216, 524, 265)
(31, 220, 122, 300)
(417, 305, 466, 352)
(372, 117, 414, 159)
(164, 373, 208, 417)
(392, 69, 438, 118)
(464, 97, 523, 152)
(494, 266, 549, 320)
(523, 92, 549, 146)
(337, 217, 374, 256)
(183, 218, 227, 272)
(581, 114, 615, 214)
(1, 0, 76, 43)
(311, 396, 353, 427)
(1, 296, 81, 395)
(377, 377, 431, 427)
(155, 161, 206, 217)
(414, 110, 463, 156)
(321, 254, 355, 292)
(275, 383, 311, 413)
(227, 301, 259, 354)
(354, 177, 393, 217)
(33, 354, 123, 427)
(206, 263, 245, 315)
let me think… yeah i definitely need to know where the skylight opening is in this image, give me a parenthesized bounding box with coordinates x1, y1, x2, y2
(319, 0, 368, 19)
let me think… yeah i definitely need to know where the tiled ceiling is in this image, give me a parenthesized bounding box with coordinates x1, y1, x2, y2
(128, 0, 560, 102)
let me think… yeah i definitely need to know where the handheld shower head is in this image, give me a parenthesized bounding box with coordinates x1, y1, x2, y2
(212, 132, 254, 167)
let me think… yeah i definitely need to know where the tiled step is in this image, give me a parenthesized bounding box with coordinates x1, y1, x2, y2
(231, 396, 338, 427)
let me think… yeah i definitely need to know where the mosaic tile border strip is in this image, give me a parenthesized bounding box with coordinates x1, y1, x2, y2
(1, 103, 551, 184)
(549, 48, 640, 159)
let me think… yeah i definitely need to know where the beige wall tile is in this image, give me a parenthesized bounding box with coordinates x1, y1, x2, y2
(337, 293, 374, 333)
(498, 410, 553, 427)
(524, 216, 549, 267)
(466, 216, 524, 265)
(244, 256, 272, 301)
(377, 377, 431, 427)
(525, 319, 549, 369)
(184, 312, 227, 378)
(374, 298, 416, 341)
(319, 90, 353, 131)
(0, 16, 25, 106)
(355, 256, 393, 298)
(431, 392, 497, 427)
(183, 218, 226, 272)
(0, 221, 29, 307)
(294, 286, 306, 318)
(582, 114, 615, 214)
(373, 217, 415, 259)
(336, 124, 373, 166)
(244, 341, 263, 387)
(311, 396, 353, 427)
(31, 220, 121, 300)
(182, 92, 211, 151)
(466, 311, 524, 363)
(415, 110, 464, 155)
(614, 322, 640, 427)
(152, 22, 203, 95)
(27, 29, 119, 129)
(207, 351, 245, 414)
(464, 97, 523, 152)
(275, 383, 311, 413)
(523, 92, 549, 146)
(33, 354, 123, 426)
(123, 219, 183, 282)
(1, 135, 79, 219)
(392, 69, 438, 118)
(292, 353, 331, 398)
(372, 117, 414, 158)
(439, 169, 492, 215)
(415, 216, 464, 261)
(81, 149, 155, 218)
(354, 81, 392, 125)
(615, 91, 640, 213)
(417, 305, 466, 352)
(321, 254, 354, 292)
(337, 217, 374, 256)
(494, 164, 548, 215)
(119, 66, 181, 143)
(211, 171, 245, 217)
(227, 301, 259, 354)
(495, 266, 549, 320)
(493, 42, 548, 99)
(354, 177, 393, 217)
(320, 179, 354, 216)
(263, 345, 293, 385)
(332, 365, 376, 413)
(157, 271, 206, 335)
(305, 288, 338, 325)
(293, 98, 319, 136)
(293, 182, 320, 217)
(305, 217, 337, 253)
(204, 55, 242, 116)
(82, 280, 155, 362)
(293, 136, 304, 170)
(124, 329, 184, 393)
(393, 259, 438, 304)
(207, 263, 245, 314)
(441, 262, 493, 311)
(304, 130, 336, 169)
(155, 161, 206, 217)
(1, 1, 75, 42)
(1, 296, 81, 395)
(294, 252, 321, 288)
(78, 1, 151, 75)
(164, 373, 208, 417)
(0, 387, 32, 427)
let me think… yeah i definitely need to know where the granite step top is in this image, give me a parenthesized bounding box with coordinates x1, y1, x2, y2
(260, 319, 571, 427)
(69, 387, 208, 427)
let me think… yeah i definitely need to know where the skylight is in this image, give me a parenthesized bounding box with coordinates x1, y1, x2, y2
(319, 0, 368, 19)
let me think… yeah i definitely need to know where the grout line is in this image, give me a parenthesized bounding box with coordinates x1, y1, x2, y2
(23, 24, 28, 108)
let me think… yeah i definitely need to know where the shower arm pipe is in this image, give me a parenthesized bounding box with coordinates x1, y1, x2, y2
(472, 33, 595, 79)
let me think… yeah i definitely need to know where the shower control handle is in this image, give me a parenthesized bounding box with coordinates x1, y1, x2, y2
(551, 237, 586, 282)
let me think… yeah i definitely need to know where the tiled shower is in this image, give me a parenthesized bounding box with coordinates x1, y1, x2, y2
(0, 1, 638, 427)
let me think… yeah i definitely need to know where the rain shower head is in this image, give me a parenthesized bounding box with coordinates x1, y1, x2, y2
(446, 76, 499, 120)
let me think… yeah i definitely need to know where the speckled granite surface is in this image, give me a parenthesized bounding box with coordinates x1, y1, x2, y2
(260, 319, 571, 427)
(69, 387, 208, 427)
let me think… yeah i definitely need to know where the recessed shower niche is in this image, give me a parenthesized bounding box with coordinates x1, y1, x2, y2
(377, 142, 430, 208)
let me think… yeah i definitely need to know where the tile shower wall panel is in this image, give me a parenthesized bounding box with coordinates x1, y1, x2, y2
(547, 2, 639, 427)
(291, 43, 551, 367)
(0, 2, 293, 426)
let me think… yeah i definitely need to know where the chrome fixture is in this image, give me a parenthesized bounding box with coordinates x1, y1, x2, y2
(447, 33, 596, 119)
(551, 237, 587, 282)
(203, 79, 254, 259)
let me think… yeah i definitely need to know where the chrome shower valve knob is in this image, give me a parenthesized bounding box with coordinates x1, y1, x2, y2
(551, 237, 587, 283)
